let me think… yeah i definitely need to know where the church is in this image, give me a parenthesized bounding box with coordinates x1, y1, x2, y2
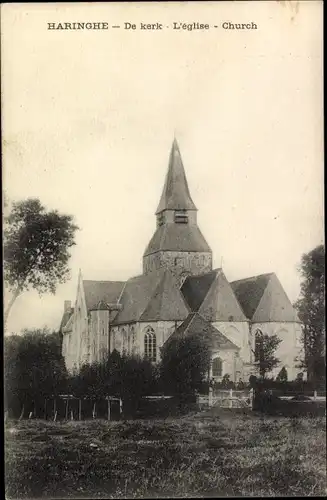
(60, 139, 303, 381)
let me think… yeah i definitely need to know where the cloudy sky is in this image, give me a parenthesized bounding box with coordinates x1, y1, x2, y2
(2, 1, 323, 334)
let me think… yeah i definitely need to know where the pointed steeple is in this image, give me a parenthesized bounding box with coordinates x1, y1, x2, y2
(143, 138, 212, 277)
(155, 139, 197, 214)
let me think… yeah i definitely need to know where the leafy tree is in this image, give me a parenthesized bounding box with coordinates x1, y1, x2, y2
(221, 373, 234, 389)
(295, 372, 304, 383)
(115, 353, 158, 416)
(4, 198, 78, 327)
(4, 328, 68, 417)
(254, 329, 282, 379)
(68, 362, 103, 399)
(276, 366, 288, 382)
(294, 244, 325, 383)
(68, 350, 158, 417)
(160, 334, 211, 396)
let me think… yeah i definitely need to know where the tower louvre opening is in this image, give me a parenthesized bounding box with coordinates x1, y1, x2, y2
(174, 210, 188, 224)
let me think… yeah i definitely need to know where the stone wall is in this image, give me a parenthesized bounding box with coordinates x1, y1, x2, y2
(211, 350, 239, 382)
(251, 321, 303, 380)
(213, 321, 251, 363)
(143, 251, 212, 280)
(62, 275, 89, 372)
(110, 320, 183, 360)
(88, 310, 110, 365)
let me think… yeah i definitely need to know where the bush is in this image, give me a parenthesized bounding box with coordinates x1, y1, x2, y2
(160, 333, 211, 396)
(67, 351, 160, 418)
(5, 329, 68, 417)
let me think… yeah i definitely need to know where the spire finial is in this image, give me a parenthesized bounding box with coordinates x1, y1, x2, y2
(172, 131, 179, 149)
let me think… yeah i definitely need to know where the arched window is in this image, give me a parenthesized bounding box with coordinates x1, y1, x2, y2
(144, 326, 157, 362)
(212, 357, 223, 377)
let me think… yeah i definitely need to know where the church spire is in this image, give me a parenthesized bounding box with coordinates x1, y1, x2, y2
(155, 139, 197, 215)
(143, 138, 212, 277)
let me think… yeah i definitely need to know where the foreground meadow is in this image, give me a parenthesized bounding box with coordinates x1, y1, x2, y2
(5, 410, 326, 498)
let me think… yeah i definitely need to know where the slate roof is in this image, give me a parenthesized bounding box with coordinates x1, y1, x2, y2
(83, 280, 125, 311)
(59, 308, 74, 332)
(156, 139, 197, 214)
(143, 223, 211, 256)
(181, 270, 218, 311)
(62, 313, 74, 333)
(230, 273, 274, 320)
(113, 268, 190, 325)
(230, 273, 300, 322)
(199, 269, 248, 322)
(169, 312, 239, 351)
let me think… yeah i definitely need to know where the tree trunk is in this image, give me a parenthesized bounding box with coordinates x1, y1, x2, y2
(4, 287, 22, 331)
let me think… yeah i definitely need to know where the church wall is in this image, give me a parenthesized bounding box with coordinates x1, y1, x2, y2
(213, 321, 251, 363)
(88, 310, 110, 365)
(62, 277, 89, 372)
(251, 321, 303, 380)
(143, 251, 212, 279)
(62, 331, 73, 370)
(110, 321, 183, 360)
(211, 350, 238, 383)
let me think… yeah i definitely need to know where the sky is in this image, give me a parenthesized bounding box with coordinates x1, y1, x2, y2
(2, 1, 324, 334)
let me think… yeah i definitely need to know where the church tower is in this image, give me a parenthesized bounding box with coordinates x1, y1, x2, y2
(143, 139, 212, 283)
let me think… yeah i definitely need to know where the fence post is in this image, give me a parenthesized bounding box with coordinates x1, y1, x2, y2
(209, 386, 213, 407)
(107, 398, 111, 421)
(92, 402, 96, 419)
(119, 398, 123, 416)
(19, 404, 25, 421)
(249, 388, 254, 410)
(314, 390, 317, 400)
(229, 388, 233, 409)
(44, 399, 47, 420)
(65, 399, 69, 420)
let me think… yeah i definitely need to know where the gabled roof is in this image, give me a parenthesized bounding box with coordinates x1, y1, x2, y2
(230, 273, 300, 322)
(83, 280, 125, 311)
(230, 273, 272, 320)
(198, 269, 248, 322)
(143, 223, 211, 256)
(113, 268, 190, 325)
(155, 139, 197, 214)
(140, 269, 190, 321)
(59, 308, 74, 332)
(169, 312, 239, 351)
(181, 270, 218, 311)
(62, 313, 74, 333)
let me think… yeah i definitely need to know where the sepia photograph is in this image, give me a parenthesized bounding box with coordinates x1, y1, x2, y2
(2, 1, 325, 498)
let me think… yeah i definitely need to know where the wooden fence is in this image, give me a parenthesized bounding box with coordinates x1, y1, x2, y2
(198, 389, 254, 409)
(198, 388, 326, 410)
(9, 395, 123, 421)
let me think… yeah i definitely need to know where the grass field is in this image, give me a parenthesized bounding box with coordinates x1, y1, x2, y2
(5, 410, 327, 498)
